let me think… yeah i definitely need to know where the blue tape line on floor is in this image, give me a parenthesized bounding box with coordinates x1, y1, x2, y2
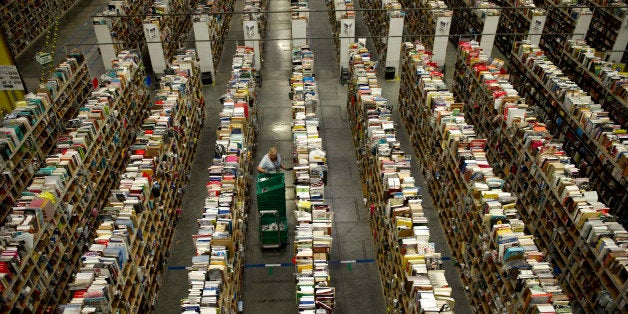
(175, 257, 451, 270)
(244, 259, 377, 268)
(167, 266, 187, 270)
(355, 259, 375, 263)
(245, 263, 267, 268)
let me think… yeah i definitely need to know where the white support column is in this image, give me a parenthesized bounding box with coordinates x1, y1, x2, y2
(385, 16, 404, 72)
(480, 14, 499, 55)
(339, 18, 355, 69)
(193, 18, 215, 78)
(243, 20, 261, 70)
(433, 15, 451, 65)
(143, 22, 167, 75)
(609, 12, 628, 63)
(571, 8, 592, 41)
(335, 0, 345, 21)
(93, 20, 117, 69)
(292, 14, 308, 47)
(527, 13, 546, 46)
(109, 1, 125, 12)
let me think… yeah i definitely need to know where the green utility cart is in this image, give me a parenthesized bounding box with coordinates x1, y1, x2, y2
(259, 210, 288, 248)
(257, 173, 288, 248)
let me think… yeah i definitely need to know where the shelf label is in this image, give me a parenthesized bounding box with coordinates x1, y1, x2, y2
(528, 15, 547, 46)
(35, 52, 52, 65)
(0, 65, 24, 90)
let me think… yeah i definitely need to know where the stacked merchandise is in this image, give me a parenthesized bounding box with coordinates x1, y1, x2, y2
(359, 0, 403, 61)
(453, 40, 627, 312)
(193, 0, 236, 74)
(290, 46, 335, 313)
(180, 46, 258, 313)
(399, 41, 573, 313)
(85, 51, 153, 206)
(507, 42, 627, 225)
(0, 52, 106, 313)
(458, 39, 628, 312)
(346, 43, 453, 313)
(552, 40, 627, 129)
(0, 50, 151, 312)
(60, 50, 203, 313)
(46, 52, 94, 124)
(1, 52, 90, 222)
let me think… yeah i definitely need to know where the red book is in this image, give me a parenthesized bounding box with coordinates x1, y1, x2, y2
(73, 290, 87, 299)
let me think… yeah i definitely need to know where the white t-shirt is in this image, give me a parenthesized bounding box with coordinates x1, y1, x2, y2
(258, 153, 281, 173)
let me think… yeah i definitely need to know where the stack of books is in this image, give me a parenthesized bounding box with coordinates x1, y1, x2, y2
(61, 51, 201, 313)
(181, 45, 259, 313)
(347, 42, 454, 312)
(515, 42, 628, 179)
(402, 41, 573, 312)
(290, 46, 335, 313)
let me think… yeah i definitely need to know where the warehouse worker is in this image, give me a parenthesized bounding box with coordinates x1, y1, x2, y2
(257, 147, 292, 173)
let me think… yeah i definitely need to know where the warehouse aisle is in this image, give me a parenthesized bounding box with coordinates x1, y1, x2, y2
(308, 0, 387, 313)
(154, 2, 245, 313)
(351, 2, 473, 311)
(240, 0, 298, 312)
(241, 0, 387, 312)
(10, 0, 470, 312)
(377, 74, 473, 312)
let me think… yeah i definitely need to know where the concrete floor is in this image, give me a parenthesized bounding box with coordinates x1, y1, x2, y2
(11, 0, 478, 313)
(239, 0, 387, 312)
(153, 1, 247, 313)
(350, 2, 472, 313)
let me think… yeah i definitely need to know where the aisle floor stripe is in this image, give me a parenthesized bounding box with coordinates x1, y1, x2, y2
(243, 259, 376, 268)
(167, 266, 187, 270)
(170, 256, 451, 270)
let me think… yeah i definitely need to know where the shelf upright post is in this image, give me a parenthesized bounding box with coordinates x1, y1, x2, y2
(243, 19, 261, 70)
(432, 15, 451, 65)
(527, 12, 546, 46)
(339, 18, 355, 69)
(292, 18, 308, 47)
(193, 14, 216, 81)
(479, 12, 499, 55)
(571, 8, 593, 41)
(93, 1, 125, 69)
(609, 11, 628, 63)
(335, 0, 345, 21)
(384, 8, 404, 75)
(93, 17, 117, 71)
(292, 8, 308, 47)
(143, 21, 168, 75)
